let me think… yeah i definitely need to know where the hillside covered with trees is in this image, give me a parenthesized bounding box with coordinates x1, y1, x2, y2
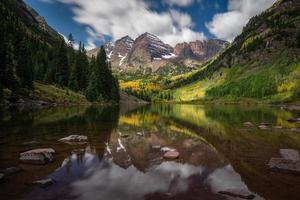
(0, 0, 119, 105)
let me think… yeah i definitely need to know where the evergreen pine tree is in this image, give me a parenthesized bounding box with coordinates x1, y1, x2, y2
(16, 38, 34, 89)
(55, 40, 69, 86)
(86, 56, 104, 101)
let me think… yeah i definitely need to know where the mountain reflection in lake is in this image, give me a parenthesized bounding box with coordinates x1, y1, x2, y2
(0, 104, 300, 200)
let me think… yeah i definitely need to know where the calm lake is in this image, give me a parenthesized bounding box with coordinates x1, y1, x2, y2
(0, 104, 300, 200)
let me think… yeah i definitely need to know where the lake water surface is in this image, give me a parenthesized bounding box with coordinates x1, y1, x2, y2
(0, 104, 300, 200)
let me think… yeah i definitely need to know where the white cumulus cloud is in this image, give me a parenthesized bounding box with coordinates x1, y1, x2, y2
(41, 0, 205, 49)
(163, 0, 194, 7)
(41, 0, 206, 49)
(206, 0, 276, 42)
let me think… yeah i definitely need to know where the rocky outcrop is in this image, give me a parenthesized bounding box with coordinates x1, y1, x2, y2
(174, 39, 228, 61)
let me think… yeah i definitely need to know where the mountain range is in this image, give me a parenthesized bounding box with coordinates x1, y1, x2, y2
(87, 33, 228, 73)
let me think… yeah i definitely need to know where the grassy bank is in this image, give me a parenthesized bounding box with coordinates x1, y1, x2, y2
(3, 82, 89, 105)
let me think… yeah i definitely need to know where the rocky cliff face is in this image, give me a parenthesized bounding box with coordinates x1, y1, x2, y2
(88, 33, 228, 73)
(127, 32, 174, 69)
(174, 39, 229, 61)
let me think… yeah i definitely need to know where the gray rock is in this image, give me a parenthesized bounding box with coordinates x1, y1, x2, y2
(136, 132, 143, 136)
(23, 141, 39, 145)
(291, 128, 300, 133)
(19, 148, 55, 165)
(161, 147, 176, 152)
(151, 145, 161, 149)
(260, 122, 271, 126)
(280, 149, 300, 161)
(258, 125, 269, 130)
(243, 122, 253, 127)
(0, 167, 23, 176)
(32, 178, 54, 188)
(287, 118, 300, 123)
(268, 158, 300, 174)
(219, 189, 255, 199)
(163, 151, 179, 159)
(274, 126, 283, 129)
(58, 135, 88, 145)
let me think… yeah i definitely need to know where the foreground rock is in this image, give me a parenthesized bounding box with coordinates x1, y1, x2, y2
(164, 151, 179, 159)
(0, 167, 23, 176)
(19, 148, 55, 165)
(32, 178, 54, 188)
(268, 158, 300, 174)
(58, 135, 88, 145)
(218, 189, 255, 199)
(280, 149, 300, 161)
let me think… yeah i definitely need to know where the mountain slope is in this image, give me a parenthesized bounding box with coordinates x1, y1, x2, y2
(88, 33, 228, 74)
(166, 0, 300, 103)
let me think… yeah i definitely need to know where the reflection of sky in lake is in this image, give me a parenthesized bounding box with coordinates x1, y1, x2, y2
(25, 152, 261, 200)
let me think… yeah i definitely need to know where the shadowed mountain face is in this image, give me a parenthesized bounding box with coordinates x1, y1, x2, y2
(87, 33, 228, 73)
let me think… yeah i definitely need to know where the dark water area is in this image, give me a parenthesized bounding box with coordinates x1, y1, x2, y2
(0, 104, 300, 200)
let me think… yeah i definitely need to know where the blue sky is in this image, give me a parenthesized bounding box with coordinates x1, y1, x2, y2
(25, 0, 276, 50)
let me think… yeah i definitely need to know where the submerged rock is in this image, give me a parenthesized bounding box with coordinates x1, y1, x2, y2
(164, 151, 179, 159)
(280, 149, 300, 161)
(32, 178, 54, 188)
(258, 125, 269, 130)
(58, 135, 88, 145)
(136, 132, 143, 136)
(291, 128, 300, 133)
(161, 147, 176, 152)
(19, 148, 55, 165)
(151, 145, 161, 149)
(0, 173, 7, 183)
(23, 141, 39, 145)
(287, 118, 300, 123)
(268, 158, 300, 174)
(218, 189, 255, 199)
(0, 167, 23, 176)
(274, 126, 283, 129)
(260, 122, 271, 126)
(243, 122, 253, 127)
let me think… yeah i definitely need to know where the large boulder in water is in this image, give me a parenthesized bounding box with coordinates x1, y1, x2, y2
(19, 148, 55, 165)
(58, 135, 88, 145)
(280, 149, 300, 161)
(268, 158, 300, 174)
